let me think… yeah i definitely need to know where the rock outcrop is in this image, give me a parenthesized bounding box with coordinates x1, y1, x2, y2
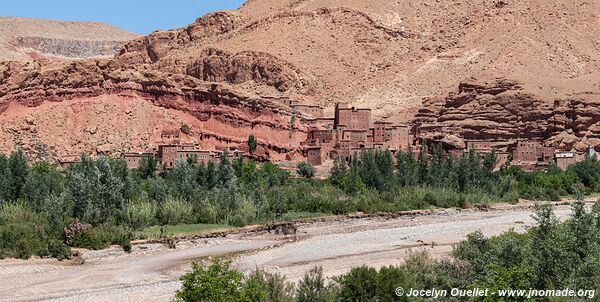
(415, 78, 600, 151)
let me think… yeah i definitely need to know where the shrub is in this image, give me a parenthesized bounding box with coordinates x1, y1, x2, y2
(296, 162, 316, 179)
(47, 239, 71, 260)
(246, 270, 295, 302)
(63, 218, 91, 245)
(175, 259, 245, 302)
(228, 198, 257, 227)
(160, 197, 194, 225)
(296, 267, 335, 302)
(122, 199, 157, 229)
(0, 202, 53, 259)
(336, 265, 415, 302)
(71, 225, 131, 252)
(14, 237, 47, 259)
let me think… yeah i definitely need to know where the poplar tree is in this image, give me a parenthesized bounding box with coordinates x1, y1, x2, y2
(247, 134, 257, 155)
(9, 148, 28, 201)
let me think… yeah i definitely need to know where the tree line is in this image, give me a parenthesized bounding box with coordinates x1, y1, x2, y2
(2, 142, 600, 260)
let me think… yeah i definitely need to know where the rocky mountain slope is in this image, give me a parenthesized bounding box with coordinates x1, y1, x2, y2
(118, 0, 599, 120)
(1, 0, 600, 161)
(0, 17, 139, 61)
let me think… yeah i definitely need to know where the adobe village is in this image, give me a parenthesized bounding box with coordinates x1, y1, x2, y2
(118, 98, 591, 173)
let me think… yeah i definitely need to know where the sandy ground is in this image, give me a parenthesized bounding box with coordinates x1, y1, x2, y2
(0, 201, 584, 302)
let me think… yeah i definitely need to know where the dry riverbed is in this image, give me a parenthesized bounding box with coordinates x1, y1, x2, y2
(0, 200, 587, 302)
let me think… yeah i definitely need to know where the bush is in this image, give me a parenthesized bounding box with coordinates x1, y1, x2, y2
(296, 267, 335, 302)
(63, 218, 91, 245)
(160, 197, 194, 225)
(296, 162, 316, 179)
(228, 198, 257, 227)
(0, 202, 53, 259)
(336, 266, 415, 302)
(122, 199, 157, 230)
(71, 225, 131, 252)
(246, 270, 294, 302)
(14, 237, 47, 259)
(48, 239, 71, 260)
(175, 259, 245, 302)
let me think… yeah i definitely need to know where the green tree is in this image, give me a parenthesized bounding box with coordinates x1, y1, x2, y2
(168, 161, 200, 201)
(9, 148, 29, 201)
(0, 154, 11, 203)
(248, 134, 258, 155)
(137, 155, 157, 179)
(23, 162, 64, 211)
(417, 144, 429, 184)
(218, 151, 236, 187)
(330, 158, 348, 186)
(374, 150, 394, 190)
(530, 203, 568, 288)
(69, 156, 125, 225)
(396, 148, 418, 186)
(205, 161, 218, 189)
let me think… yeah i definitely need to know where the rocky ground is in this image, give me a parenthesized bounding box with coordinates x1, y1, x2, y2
(0, 200, 585, 302)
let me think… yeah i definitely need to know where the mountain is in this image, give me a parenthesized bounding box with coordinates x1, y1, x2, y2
(0, 17, 139, 61)
(1, 0, 599, 161)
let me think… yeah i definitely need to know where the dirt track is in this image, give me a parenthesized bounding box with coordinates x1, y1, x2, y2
(0, 201, 582, 302)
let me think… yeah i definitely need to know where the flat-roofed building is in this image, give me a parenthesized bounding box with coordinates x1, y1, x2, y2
(512, 140, 539, 164)
(465, 140, 493, 152)
(123, 152, 154, 169)
(555, 151, 578, 170)
(335, 103, 371, 130)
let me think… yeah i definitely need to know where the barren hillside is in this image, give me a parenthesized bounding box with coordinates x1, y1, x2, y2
(114, 0, 600, 119)
(0, 17, 139, 61)
(1, 0, 600, 161)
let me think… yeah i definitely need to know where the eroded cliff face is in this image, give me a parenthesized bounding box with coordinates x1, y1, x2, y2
(0, 59, 308, 161)
(415, 78, 600, 151)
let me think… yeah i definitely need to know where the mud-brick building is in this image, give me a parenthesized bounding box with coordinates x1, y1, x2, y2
(157, 143, 216, 168)
(373, 122, 410, 149)
(334, 102, 371, 130)
(306, 129, 334, 144)
(512, 140, 539, 163)
(510, 140, 555, 170)
(123, 152, 155, 169)
(160, 129, 181, 144)
(306, 146, 323, 166)
(465, 140, 493, 152)
(303, 102, 412, 166)
(555, 151, 579, 170)
(463, 140, 509, 170)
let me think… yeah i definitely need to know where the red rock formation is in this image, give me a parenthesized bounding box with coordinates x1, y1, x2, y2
(415, 78, 600, 151)
(0, 57, 310, 161)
